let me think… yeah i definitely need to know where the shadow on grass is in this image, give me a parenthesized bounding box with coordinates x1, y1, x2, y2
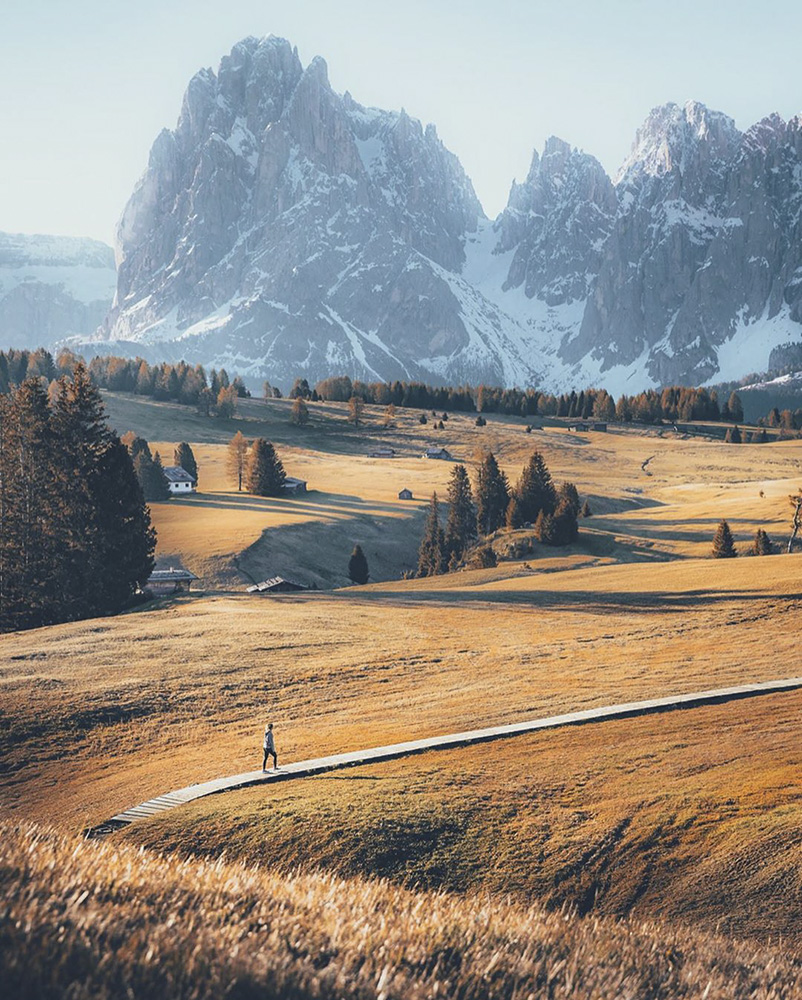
(348, 587, 802, 614)
(165, 491, 411, 518)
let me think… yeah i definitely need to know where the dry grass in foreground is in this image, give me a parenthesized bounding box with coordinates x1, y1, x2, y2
(123, 690, 802, 943)
(2, 821, 801, 1000)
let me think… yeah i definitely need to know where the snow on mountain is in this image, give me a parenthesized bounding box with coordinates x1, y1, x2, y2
(0, 232, 116, 351)
(96, 37, 802, 393)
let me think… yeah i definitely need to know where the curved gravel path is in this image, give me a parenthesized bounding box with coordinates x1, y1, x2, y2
(85, 675, 802, 837)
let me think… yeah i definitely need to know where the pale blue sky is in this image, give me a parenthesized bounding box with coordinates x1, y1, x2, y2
(1, 0, 800, 245)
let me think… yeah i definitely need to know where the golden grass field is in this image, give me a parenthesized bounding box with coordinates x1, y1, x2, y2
(3, 390, 802, 993)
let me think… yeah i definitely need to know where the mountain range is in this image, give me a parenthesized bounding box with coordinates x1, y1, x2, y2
(8, 35, 802, 393)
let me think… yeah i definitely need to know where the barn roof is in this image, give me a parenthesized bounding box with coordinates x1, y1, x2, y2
(148, 568, 198, 582)
(247, 576, 307, 593)
(163, 465, 196, 484)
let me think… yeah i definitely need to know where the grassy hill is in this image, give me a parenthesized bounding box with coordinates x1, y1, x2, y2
(3, 821, 802, 1000)
(101, 391, 801, 588)
(3, 388, 802, 989)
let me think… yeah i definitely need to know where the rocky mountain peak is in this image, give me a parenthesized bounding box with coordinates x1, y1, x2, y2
(616, 100, 740, 189)
(493, 137, 616, 305)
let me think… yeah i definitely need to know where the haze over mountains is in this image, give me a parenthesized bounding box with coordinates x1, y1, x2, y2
(6, 35, 802, 392)
(0, 233, 116, 353)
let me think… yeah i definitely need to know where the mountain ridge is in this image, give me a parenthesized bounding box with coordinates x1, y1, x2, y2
(12, 35, 802, 393)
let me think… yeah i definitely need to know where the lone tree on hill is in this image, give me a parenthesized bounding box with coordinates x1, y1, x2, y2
(581, 499, 592, 518)
(348, 395, 364, 426)
(712, 519, 737, 558)
(417, 493, 446, 577)
(291, 397, 309, 426)
(444, 464, 476, 564)
(752, 529, 773, 556)
(474, 451, 509, 535)
(348, 544, 370, 584)
(226, 431, 249, 491)
(174, 442, 198, 486)
(247, 439, 286, 496)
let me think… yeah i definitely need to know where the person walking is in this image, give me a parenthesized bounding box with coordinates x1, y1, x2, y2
(262, 721, 278, 772)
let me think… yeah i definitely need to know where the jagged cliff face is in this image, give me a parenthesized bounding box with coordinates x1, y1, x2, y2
(494, 137, 617, 306)
(103, 38, 802, 392)
(0, 233, 116, 351)
(107, 36, 540, 385)
(574, 102, 802, 385)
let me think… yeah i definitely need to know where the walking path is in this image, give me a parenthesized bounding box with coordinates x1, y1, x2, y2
(85, 675, 802, 837)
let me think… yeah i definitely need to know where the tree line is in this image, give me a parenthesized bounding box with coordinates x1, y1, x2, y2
(10, 348, 802, 433)
(0, 365, 156, 632)
(0, 349, 249, 418)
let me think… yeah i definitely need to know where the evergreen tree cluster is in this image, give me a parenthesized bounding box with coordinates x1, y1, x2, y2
(88, 356, 250, 406)
(752, 529, 773, 556)
(0, 348, 250, 412)
(121, 434, 171, 501)
(416, 451, 582, 576)
(0, 365, 156, 632)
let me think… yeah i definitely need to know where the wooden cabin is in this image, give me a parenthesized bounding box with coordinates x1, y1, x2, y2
(146, 567, 198, 595)
(247, 576, 307, 594)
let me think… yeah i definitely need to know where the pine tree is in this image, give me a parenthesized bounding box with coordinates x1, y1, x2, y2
(474, 452, 509, 535)
(1, 369, 156, 632)
(91, 439, 156, 614)
(534, 510, 557, 545)
(348, 544, 369, 584)
(227, 431, 249, 491)
(752, 528, 773, 556)
(132, 450, 169, 501)
(174, 442, 198, 486)
(247, 439, 286, 496)
(216, 386, 237, 418)
(0, 379, 62, 629)
(150, 452, 171, 501)
(443, 464, 476, 563)
(505, 494, 524, 529)
(712, 519, 737, 558)
(581, 499, 592, 518)
(197, 386, 214, 417)
(515, 451, 557, 523)
(724, 425, 742, 444)
(51, 365, 115, 620)
(417, 493, 446, 576)
(290, 397, 309, 426)
(727, 392, 744, 423)
(551, 498, 579, 546)
(558, 481, 581, 516)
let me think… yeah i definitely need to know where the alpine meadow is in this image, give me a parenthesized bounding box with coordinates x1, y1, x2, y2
(2, 5, 802, 999)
